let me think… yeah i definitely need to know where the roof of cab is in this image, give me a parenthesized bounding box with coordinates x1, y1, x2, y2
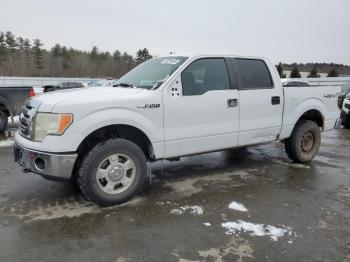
(158, 53, 269, 60)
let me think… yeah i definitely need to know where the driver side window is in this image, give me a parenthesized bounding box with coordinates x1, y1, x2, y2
(181, 58, 230, 96)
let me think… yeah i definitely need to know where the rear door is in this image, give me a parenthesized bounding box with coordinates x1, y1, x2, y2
(163, 57, 240, 158)
(230, 58, 283, 146)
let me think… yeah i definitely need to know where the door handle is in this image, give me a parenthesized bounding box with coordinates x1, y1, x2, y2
(227, 99, 238, 108)
(271, 96, 280, 105)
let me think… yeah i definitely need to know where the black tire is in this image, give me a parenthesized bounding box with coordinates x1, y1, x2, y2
(0, 110, 8, 133)
(284, 120, 321, 163)
(341, 112, 350, 128)
(77, 138, 147, 206)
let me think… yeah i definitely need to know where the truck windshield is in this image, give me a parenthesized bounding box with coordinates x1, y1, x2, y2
(114, 56, 188, 89)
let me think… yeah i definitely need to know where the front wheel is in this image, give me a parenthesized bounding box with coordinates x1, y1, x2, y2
(284, 120, 321, 163)
(77, 138, 147, 206)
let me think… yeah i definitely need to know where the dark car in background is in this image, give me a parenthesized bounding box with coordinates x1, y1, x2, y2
(43, 81, 84, 93)
(338, 83, 350, 110)
(0, 86, 35, 132)
(282, 80, 310, 87)
(339, 83, 350, 128)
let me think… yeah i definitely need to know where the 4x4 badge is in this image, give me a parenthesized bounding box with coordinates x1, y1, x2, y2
(137, 104, 160, 109)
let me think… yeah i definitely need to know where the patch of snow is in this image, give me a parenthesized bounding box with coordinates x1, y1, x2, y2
(170, 208, 183, 215)
(8, 115, 19, 123)
(228, 201, 248, 212)
(203, 222, 211, 226)
(0, 139, 14, 148)
(221, 220, 291, 241)
(170, 205, 204, 215)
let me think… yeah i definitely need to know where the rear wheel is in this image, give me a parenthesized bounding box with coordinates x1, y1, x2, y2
(284, 120, 321, 163)
(0, 110, 8, 133)
(77, 138, 147, 206)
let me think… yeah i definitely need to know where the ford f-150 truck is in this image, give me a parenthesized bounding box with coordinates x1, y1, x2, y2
(14, 55, 341, 206)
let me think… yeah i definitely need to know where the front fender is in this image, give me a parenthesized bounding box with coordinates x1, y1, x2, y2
(63, 107, 163, 152)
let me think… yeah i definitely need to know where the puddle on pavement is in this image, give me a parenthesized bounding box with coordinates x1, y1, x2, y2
(0, 196, 145, 223)
(172, 237, 254, 262)
(162, 170, 256, 200)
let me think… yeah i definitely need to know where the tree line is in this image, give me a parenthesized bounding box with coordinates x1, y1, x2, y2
(0, 30, 349, 79)
(276, 62, 348, 78)
(0, 31, 152, 78)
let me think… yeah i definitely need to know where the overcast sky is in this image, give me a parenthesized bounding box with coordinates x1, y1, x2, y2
(1, 0, 349, 64)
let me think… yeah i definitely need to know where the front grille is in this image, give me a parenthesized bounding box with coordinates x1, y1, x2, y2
(19, 99, 41, 139)
(346, 104, 350, 110)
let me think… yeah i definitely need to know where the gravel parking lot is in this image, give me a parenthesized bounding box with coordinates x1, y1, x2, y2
(0, 128, 349, 262)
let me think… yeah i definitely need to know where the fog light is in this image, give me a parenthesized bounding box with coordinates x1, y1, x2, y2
(34, 158, 46, 171)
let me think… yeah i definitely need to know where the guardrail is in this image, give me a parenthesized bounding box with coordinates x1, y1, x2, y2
(0, 76, 103, 88)
(1, 76, 350, 89)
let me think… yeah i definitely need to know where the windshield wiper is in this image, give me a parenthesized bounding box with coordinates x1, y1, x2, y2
(113, 83, 135, 88)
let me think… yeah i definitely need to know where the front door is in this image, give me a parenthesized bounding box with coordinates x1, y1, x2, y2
(163, 57, 240, 158)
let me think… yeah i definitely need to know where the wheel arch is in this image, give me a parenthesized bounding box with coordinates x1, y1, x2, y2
(296, 109, 324, 129)
(76, 124, 155, 161)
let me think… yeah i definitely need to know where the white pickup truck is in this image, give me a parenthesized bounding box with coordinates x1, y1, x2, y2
(14, 54, 341, 206)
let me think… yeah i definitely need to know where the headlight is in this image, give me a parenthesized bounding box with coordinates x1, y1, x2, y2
(33, 113, 73, 142)
(346, 93, 350, 99)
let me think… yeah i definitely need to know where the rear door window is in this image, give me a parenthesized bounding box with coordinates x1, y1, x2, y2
(232, 58, 273, 90)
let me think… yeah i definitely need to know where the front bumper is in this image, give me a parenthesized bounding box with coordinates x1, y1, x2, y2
(14, 143, 78, 180)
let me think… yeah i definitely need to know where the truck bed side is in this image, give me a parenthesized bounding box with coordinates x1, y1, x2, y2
(280, 85, 340, 139)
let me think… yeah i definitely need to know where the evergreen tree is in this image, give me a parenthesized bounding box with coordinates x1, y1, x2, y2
(90, 46, 99, 61)
(307, 67, 320, 78)
(51, 44, 62, 58)
(276, 62, 286, 78)
(327, 68, 339, 77)
(0, 32, 7, 64)
(23, 39, 31, 61)
(32, 39, 44, 70)
(17, 37, 25, 50)
(113, 50, 121, 62)
(121, 52, 134, 65)
(4, 31, 18, 74)
(5, 31, 17, 53)
(136, 48, 152, 63)
(61, 46, 72, 70)
(290, 67, 301, 78)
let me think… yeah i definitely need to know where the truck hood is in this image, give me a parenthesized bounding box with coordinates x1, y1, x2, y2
(34, 86, 145, 112)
